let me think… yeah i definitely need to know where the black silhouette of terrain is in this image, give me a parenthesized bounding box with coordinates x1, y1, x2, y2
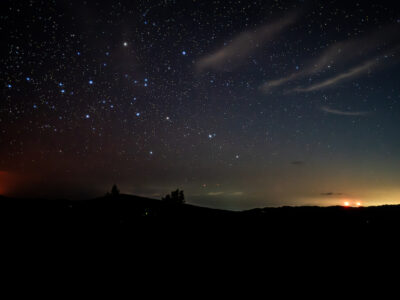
(1, 194, 400, 228)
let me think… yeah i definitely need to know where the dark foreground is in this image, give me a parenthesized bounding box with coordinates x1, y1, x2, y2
(1, 194, 400, 228)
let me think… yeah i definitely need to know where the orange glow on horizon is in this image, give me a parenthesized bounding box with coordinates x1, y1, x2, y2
(342, 200, 363, 207)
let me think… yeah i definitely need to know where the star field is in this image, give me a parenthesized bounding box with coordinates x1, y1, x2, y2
(1, 0, 400, 209)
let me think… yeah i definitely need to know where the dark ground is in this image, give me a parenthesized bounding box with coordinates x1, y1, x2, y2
(1, 194, 400, 229)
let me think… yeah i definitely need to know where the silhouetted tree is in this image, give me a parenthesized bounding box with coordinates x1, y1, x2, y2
(111, 184, 120, 197)
(162, 189, 185, 204)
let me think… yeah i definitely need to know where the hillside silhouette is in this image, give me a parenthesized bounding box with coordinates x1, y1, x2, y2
(1, 193, 400, 228)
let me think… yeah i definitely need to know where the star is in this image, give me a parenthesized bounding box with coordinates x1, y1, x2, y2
(89, 80, 94, 85)
(182, 51, 187, 56)
(85, 114, 90, 119)
(123, 42, 128, 47)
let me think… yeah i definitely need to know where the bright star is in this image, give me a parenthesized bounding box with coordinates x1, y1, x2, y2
(136, 112, 141, 117)
(182, 51, 187, 55)
(123, 42, 128, 47)
(89, 80, 94, 85)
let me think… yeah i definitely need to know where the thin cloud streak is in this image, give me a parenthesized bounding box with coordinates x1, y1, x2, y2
(320, 106, 369, 116)
(293, 59, 376, 92)
(196, 13, 298, 72)
(259, 25, 400, 92)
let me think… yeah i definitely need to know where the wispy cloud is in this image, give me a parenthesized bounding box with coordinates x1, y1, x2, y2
(208, 192, 224, 196)
(196, 13, 298, 72)
(320, 106, 369, 116)
(321, 192, 343, 196)
(230, 192, 244, 196)
(207, 191, 244, 196)
(259, 25, 400, 93)
(293, 59, 376, 92)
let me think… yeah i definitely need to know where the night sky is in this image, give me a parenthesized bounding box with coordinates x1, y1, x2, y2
(1, 0, 400, 210)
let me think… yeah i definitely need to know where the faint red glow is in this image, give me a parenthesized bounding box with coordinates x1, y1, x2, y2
(0, 171, 8, 195)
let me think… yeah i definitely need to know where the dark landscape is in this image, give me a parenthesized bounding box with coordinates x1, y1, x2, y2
(2, 193, 400, 228)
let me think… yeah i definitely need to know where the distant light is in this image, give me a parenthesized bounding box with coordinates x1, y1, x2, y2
(149, 151, 153, 155)
(26, 77, 31, 81)
(236, 155, 240, 159)
(144, 78, 148, 82)
(77, 51, 81, 56)
(182, 51, 187, 56)
(136, 112, 141, 117)
(166, 116, 170, 120)
(344, 201, 350, 207)
(59, 82, 64, 87)
(356, 202, 362, 207)
(61, 89, 65, 94)
(89, 80, 94, 85)
(7, 84, 12, 88)
(144, 83, 148, 87)
(106, 52, 110, 56)
(123, 42, 128, 47)
(85, 114, 90, 119)
(33, 104, 38, 109)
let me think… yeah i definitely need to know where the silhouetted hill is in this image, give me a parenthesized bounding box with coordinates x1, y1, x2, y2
(1, 194, 400, 228)
(0, 194, 237, 228)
